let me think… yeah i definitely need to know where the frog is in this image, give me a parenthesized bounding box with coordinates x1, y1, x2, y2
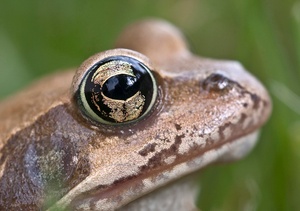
(0, 19, 271, 211)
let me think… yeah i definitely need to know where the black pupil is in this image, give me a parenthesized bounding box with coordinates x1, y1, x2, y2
(102, 74, 139, 100)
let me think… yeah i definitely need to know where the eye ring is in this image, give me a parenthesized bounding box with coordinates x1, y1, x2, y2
(72, 49, 158, 125)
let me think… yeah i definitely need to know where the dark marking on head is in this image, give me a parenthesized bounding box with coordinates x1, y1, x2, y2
(218, 113, 248, 145)
(139, 134, 184, 171)
(175, 123, 182, 131)
(138, 143, 158, 157)
(218, 122, 232, 141)
(250, 93, 260, 109)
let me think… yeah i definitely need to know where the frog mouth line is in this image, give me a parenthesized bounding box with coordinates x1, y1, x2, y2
(120, 131, 260, 210)
(49, 131, 259, 211)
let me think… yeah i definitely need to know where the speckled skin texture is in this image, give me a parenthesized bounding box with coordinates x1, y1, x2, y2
(0, 19, 271, 210)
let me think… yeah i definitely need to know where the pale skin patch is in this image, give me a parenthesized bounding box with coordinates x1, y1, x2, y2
(210, 129, 221, 142)
(242, 115, 253, 130)
(223, 127, 232, 140)
(164, 155, 176, 165)
(0, 160, 6, 179)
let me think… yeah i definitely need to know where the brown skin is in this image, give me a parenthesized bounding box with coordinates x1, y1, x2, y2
(0, 19, 271, 210)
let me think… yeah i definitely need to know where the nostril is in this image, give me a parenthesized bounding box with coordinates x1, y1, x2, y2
(200, 73, 233, 92)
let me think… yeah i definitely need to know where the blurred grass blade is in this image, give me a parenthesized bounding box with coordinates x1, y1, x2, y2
(271, 80, 300, 115)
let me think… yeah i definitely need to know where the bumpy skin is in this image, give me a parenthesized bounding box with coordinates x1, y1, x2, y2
(0, 19, 271, 210)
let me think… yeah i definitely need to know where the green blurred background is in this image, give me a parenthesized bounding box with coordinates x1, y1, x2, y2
(0, 0, 299, 210)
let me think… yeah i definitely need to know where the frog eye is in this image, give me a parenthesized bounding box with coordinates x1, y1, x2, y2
(74, 50, 157, 125)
